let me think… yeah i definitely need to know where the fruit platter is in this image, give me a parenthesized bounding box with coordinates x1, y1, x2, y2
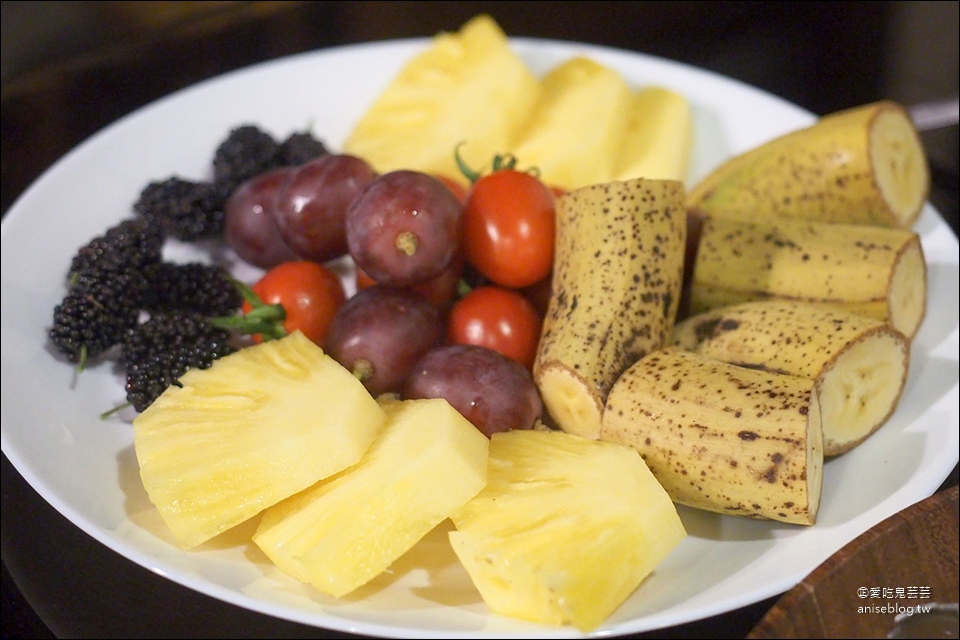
(2, 15, 958, 639)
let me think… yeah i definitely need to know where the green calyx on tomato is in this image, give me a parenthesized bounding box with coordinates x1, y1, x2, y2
(210, 278, 288, 341)
(455, 147, 557, 290)
(454, 142, 540, 184)
(211, 260, 347, 346)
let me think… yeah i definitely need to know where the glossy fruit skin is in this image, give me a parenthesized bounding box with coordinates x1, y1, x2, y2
(355, 255, 464, 309)
(462, 169, 556, 289)
(325, 285, 445, 397)
(447, 285, 542, 370)
(224, 167, 299, 269)
(403, 344, 543, 437)
(242, 260, 347, 346)
(271, 154, 377, 262)
(346, 170, 463, 288)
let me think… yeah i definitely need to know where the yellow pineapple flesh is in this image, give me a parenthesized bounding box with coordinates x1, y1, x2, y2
(509, 56, 632, 190)
(614, 86, 693, 183)
(342, 14, 540, 180)
(449, 429, 686, 632)
(133, 330, 386, 549)
(252, 397, 489, 598)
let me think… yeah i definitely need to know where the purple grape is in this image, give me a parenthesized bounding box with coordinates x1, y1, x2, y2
(325, 285, 444, 396)
(272, 153, 377, 262)
(224, 167, 299, 269)
(346, 170, 462, 288)
(403, 344, 543, 437)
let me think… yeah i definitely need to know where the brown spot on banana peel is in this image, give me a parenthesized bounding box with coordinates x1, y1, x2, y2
(600, 346, 822, 525)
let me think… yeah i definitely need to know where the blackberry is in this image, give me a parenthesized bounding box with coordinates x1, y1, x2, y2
(68, 217, 164, 279)
(141, 261, 242, 316)
(134, 177, 225, 242)
(49, 268, 145, 368)
(277, 130, 329, 167)
(212, 125, 280, 195)
(121, 311, 236, 412)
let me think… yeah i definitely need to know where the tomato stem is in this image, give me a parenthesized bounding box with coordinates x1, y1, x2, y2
(453, 142, 542, 184)
(208, 277, 288, 341)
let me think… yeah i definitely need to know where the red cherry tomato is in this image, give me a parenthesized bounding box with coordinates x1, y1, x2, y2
(462, 169, 555, 289)
(447, 285, 542, 370)
(242, 261, 347, 345)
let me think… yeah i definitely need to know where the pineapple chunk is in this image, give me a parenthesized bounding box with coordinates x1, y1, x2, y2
(253, 397, 489, 598)
(449, 429, 685, 632)
(133, 330, 386, 549)
(614, 86, 693, 183)
(343, 14, 540, 180)
(510, 56, 632, 190)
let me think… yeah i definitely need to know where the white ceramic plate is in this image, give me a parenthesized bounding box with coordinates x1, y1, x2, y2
(2, 37, 958, 639)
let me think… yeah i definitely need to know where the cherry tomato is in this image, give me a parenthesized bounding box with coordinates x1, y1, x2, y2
(447, 285, 542, 370)
(354, 255, 464, 308)
(462, 169, 555, 289)
(242, 260, 347, 345)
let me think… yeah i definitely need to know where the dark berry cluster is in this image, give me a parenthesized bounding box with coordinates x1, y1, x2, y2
(141, 262, 243, 316)
(120, 312, 236, 413)
(50, 122, 329, 414)
(134, 177, 224, 242)
(133, 124, 327, 242)
(49, 219, 243, 411)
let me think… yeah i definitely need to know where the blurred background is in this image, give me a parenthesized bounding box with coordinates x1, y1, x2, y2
(1, 2, 958, 638)
(1, 1, 958, 225)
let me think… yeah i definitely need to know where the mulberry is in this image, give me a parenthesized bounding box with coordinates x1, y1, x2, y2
(49, 268, 145, 368)
(135, 177, 224, 241)
(141, 262, 242, 316)
(121, 311, 236, 412)
(277, 130, 329, 167)
(68, 217, 164, 279)
(212, 125, 280, 195)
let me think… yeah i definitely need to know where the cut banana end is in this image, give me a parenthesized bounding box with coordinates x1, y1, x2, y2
(535, 365, 604, 439)
(872, 105, 931, 228)
(888, 238, 928, 340)
(817, 330, 910, 455)
(671, 300, 912, 457)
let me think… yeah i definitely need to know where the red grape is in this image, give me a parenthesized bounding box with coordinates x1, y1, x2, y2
(325, 285, 444, 396)
(403, 344, 543, 437)
(346, 170, 462, 288)
(224, 167, 298, 269)
(272, 153, 377, 262)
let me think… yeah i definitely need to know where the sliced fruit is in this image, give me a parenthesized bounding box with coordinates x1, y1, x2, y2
(133, 330, 386, 549)
(601, 346, 823, 525)
(449, 429, 686, 632)
(253, 397, 488, 598)
(689, 215, 928, 338)
(614, 86, 693, 183)
(342, 14, 540, 181)
(533, 178, 687, 439)
(686, 101, 929, 228)
(510, 56, 632, 190)
(671, 300, 911, 456)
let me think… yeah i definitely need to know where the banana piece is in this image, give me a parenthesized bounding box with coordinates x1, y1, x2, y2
(686, 101, 929, 228)
(533, 178, 686, 439)
(614, 86, 693, 183)
(671, 300, 910, 456)
(689, 215, 927, 339)
(600, 346, 823, 525)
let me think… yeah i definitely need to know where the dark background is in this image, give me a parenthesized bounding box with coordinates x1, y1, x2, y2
(2, 2, 958, 638)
